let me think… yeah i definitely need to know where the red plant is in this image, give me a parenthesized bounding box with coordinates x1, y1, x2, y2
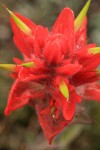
(0, 0, 100, 144)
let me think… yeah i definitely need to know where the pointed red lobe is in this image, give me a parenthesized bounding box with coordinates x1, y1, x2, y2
(61, 88, 81, 120)
(13, 57, 22, 64)
(4, 79, 33, 116)
(34, 25, 49, 58)
(52, 8, 74, 35)
(52, 8, 74, 56)
(36, 103, 70, 144)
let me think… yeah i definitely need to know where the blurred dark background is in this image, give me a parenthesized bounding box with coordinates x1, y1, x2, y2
(0, 0, 100, 150)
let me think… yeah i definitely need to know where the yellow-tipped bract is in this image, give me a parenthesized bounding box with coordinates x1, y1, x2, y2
(0, 62, 35, 72)
(5, 7, 32, 35)
(74, 0, 91, 32)
(89, 47, 100, 54)
(0, 64, 16, 71)
(59, 81, 69, 100)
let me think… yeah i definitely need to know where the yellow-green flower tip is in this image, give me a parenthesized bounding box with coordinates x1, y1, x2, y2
(74, 0, 91, 32)
(22, 62, 35, 67)
(0, 64, 16, 71)
(59, 81, 69, 100)
(5, 7, 32, 35)
(89, 47, 100, 54)
(0, 62, 35, 71)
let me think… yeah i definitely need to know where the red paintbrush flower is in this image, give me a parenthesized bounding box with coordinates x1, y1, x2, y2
(0, 0, 100, 144)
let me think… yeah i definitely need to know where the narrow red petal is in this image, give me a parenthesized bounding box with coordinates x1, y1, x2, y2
(72, 71, 98, 86)
(61, 88, 81, 120)
(34, 25, 48, 58)
(82, 54, 100, 71)
(52, 8, 74, 56)
(52, 8, 74, 35)
(56, 63, 82, 76)
(13, 57, 22, 64)
(14, 36, 34, 58)
(18, 67, 50, 82)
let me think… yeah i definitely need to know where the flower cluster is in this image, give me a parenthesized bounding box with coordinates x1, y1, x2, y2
(0, 0, 100, 144)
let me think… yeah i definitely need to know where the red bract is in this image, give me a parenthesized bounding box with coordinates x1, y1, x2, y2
(4, 6, 100, 144)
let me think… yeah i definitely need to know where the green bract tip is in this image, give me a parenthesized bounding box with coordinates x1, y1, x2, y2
(59, 81, 69, 100)
(89, 47, 100, 54)
(5, 7, 32, 35)
(21, 62, 35, 67)
(74, 0, 91, 32)
(0, 64, 16, 71)
(0, 62, 35, 72)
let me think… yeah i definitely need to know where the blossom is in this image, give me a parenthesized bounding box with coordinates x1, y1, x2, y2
(0, 0, 100, 144)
